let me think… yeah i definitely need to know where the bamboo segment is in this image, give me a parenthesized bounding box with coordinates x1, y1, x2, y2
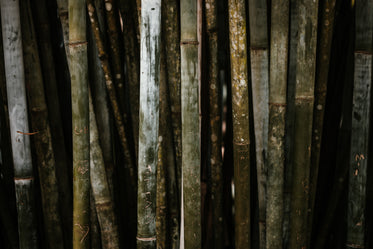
(180, 0, 201, 248)
(309, 0, 336, 242)
(228, 0, 251, 248)
(89, 92, 120, 249)
(56, 0, 69, 57)
(346, 1, 373, 247)
(137, 1, 161, 248)
(69, 0, 90, 248)
(0, 1, 38, 248)
(266, 1, 289, 249)
(289, 1, 319, 249)
(21, 1, 65, 248)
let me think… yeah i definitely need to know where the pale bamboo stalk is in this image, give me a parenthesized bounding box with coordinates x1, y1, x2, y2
(289, 1, 319, 249)
(248, 1, 269, 248)
(137, 1, 161, 248)
(21, 0, 65, 248)
(346, 1, 373, 247)
(89, 91, 120, 249)
(69, 0, 90, 248)
(0, 1, 38, 248)
(180, 0, 201, 248)
(266, 1, 289, 249)
(228, 0, 251, 248)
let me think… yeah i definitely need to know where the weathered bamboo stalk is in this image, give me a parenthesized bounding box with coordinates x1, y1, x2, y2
(180, 0, 201, 248)
(248, 1, 269, 248)
(137, 0, 161, 248)
(346, 1, 373, 248)
(289, 1, 319, 249)
(89, 91, 120, 249)
(69, 0, 90, 247)
(21, 1, 65, 248)
(0, 1, 38, 248)
(266, 1, 289, 249)
(228, 0, 251, 248)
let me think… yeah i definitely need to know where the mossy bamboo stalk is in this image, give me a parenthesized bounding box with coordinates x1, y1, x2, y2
(69, 0, 90, 247)
(31, 0, 73, 245)
(289, 1, 318, 249)
(89, 91, 120, 249)
(0, 0, 38, 248)
(21, 1, 65, 248)
(137, 0, 161, 248)
(205, 0, 224, 248)
(266, 1, 289, 249)
(308, 0, 336, 242)
(248, 1, 269, 248)
(346, 1, 373, 247)
(228, 0, 251, 248)
(180, 0, 201, 248)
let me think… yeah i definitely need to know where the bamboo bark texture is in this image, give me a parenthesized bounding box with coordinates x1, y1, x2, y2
(69, 0, 90, 248)
(289, 1, 318, 249)
(0, 0, 38, 248)
(137, 0, 161, 248)
(266, 1, 289, 249)
(346, 1, 373, 248)
(228, 0, 251, 248)
(21, 0, 65, 248)
(180, 0, 201, 248)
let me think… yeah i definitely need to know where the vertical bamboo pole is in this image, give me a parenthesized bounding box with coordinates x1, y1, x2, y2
(21, 0, 65, 248)
(180, 0, 201, 248)
(228, 0, 251, 248)
(266, 1, 289, 249)
(137, 0, 161, 248)
(289, 1, 318, 249)
(69, 0, 90, 247)
(56, 0, 69, 57)
(0, 0, 38, 248)
(346, 1, 373, 248)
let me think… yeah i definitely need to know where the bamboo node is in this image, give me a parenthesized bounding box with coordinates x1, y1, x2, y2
(16, 131, 39, 135)
(346, 242, 364, 248)
(180, 40, 199, 45)
(136, 237, 156, 241)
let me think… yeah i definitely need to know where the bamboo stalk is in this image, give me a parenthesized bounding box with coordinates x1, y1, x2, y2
(266, 1, 289, 249)
(0, 1, 38, 248)
(90, 192, 102, 249)
(21, 0, 65, 248)
(228, 0, 251, 248)
(137, 0, 161, 248)
(89, 91, 120, 249)
(346, 1, 373, 247)
(289, 1, 319, 249)
(56, 0, 69, 57)
(180, 0, 201, 248)
(69, 0, 90, 247)
(308, 0, 337, 243)
(248, 1, 269, 248)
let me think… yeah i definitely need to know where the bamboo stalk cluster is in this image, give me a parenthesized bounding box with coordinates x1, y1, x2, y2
(0, 1, 372, 249)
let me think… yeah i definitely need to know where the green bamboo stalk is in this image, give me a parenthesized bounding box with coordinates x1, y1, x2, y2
(266, 1, 289, 249)
(137, 0, 161, 248)
(205, 0, 224, 248)
(248, 1, 269, 248)
(289, 1, 318, 249)
(89, 91, 120, 249)
(308, 0, 337, 243)
(69, 0, 90, 247)
(21, 0, 65, 248)
(228, 0, 251, 248)
(346, 1, 373, 248)
(31, 0, 73, 245)
(180, 0, 201, 248)
(0, 1, 38, 248)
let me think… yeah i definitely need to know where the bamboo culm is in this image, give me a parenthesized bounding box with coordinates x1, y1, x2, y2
(137, 0, 161, 248)
(0, 0, 38, 248)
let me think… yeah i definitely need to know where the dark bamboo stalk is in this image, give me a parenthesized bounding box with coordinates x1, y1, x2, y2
(137, 1, 161, 248)
(289, 1, 319, 249)
(228, 0, 251, 248)
(69, 0, 90, 247)
(21, 0, 65, 248)
(0, 1, 38, 248)
(56, 0, 69, 57)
